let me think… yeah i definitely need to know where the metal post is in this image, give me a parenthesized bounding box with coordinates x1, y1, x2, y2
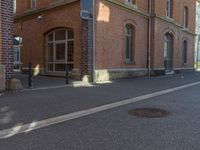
(29, 62, 33, 88)
(65, 64, 69, 84)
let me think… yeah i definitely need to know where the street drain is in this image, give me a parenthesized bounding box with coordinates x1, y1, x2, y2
(128, 108, 169, 118)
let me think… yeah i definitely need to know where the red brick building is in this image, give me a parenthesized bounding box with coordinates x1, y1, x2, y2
(0, 0, 14, 90)
(14, 0, 196, 82)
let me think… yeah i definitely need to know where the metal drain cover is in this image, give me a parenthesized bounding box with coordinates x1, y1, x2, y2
(129, 108, 169, 118)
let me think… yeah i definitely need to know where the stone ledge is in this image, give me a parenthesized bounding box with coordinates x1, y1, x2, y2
(95, 69, 147, 82)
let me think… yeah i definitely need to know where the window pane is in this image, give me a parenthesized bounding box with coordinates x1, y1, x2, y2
(14, 47, 20, 62)
(47, 64, 54, 71)
(126, 37, 130, 59)
(47, 43, 54, 62)
(48, 33, 53, 42)
(55, 64, 65, 72)
(55, 30, 66, 41)
(68, 30, 74, 39)
(125, 25, 133, 62)
(56, 43, 65, 60)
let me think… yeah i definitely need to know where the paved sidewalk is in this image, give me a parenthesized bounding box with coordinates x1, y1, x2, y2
(0, 72, 200, 149)
(0, 72, 200, 131)
(13, 73, 74, 89)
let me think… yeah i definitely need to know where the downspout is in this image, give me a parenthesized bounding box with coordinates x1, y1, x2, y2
(92, 0, 96, 82)
(148, 0, 152, 76)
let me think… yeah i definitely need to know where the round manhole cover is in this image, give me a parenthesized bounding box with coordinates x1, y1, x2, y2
(129, 108, 169, 118)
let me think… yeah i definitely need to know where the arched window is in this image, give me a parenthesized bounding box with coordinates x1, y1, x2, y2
(183, 6, 189, 28)
(183, 40, 188, 64)
(166, 0, 173, 18)
(46, 28, 74, 73)
(125, 24, 134, 63)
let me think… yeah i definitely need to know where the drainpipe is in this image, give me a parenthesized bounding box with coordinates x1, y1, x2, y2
(92, 0, 96, 82)
(148, 0, 152, 76)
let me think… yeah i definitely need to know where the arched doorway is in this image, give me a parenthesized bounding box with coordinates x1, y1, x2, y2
(46, 28, 74, 75)
(164, 33, 173, 73)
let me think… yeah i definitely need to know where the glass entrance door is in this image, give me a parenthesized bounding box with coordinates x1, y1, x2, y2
(13, 37, 22, 71)
(164, 33, 173, 73)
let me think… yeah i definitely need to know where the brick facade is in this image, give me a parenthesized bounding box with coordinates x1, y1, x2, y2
(14, 0, 196, 82)
(14, 1, 82, 79)
(94, 0, 196, 81)
(0, 0, 14, 82)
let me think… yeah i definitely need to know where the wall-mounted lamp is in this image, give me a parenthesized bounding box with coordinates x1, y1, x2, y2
(37, 15, 43, 20)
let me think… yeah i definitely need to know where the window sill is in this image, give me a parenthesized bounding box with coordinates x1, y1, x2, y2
(25, 8, 37, 13)
(124, 2, 138, 10)
(125, 61, 136, 65)
(166, 16, 174, 22)
(182, 63, 187, 66)
(182, 27, 189, 31)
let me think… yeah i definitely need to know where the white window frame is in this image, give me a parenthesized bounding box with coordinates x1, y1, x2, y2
(46, 29, 74, 73)
(31, 0, 37, 9)
(125, 25, 134, 63)
(166, 0, 172, 18)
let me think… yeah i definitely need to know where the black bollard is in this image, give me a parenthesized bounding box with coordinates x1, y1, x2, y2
(65, 64, 69, 84)
(29, 62, 33, 88)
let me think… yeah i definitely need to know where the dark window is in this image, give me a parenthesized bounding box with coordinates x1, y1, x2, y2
(184, 6, 189, 28)
(166, 0, 173, 18)
(27, 0, 36, 9)
(183, 40, 188, 64)
(125, 24, 134, 63)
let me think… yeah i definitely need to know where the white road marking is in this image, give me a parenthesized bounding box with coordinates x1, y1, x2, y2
(0, 81, 200, 139)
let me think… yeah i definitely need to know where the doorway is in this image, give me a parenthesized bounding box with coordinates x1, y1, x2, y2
(164, 33, 173, 74)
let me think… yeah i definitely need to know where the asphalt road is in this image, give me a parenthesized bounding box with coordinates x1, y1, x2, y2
(0, 72, 200, 150)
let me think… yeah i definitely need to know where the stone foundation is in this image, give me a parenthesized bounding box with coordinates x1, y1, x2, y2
(95, 69, 148, 82)
(152, 68, 195, 76)
(0, 65, 5, 91)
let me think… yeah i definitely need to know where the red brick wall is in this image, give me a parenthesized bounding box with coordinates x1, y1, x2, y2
(15, 0, 62, 15)
(153, 0, 196, 33)
(95, 0, 195, 72)
(152, 0, 196, 70)
(94, 0, 148, 70)
(0, 0, 14, 81)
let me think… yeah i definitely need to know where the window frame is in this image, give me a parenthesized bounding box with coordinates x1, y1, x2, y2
(183, 6, 189, 28)
(27, 0, 37, 10)
(125, 24, 135, 64)
(46, 28, 74, 73)
(166, 0, 173, 18)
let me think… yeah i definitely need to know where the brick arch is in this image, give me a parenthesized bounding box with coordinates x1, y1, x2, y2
(182, 37, 189, 42)
(43, 26, 74, 35)
(123, 19, 137, 29)
(162, 27, 176, 38)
